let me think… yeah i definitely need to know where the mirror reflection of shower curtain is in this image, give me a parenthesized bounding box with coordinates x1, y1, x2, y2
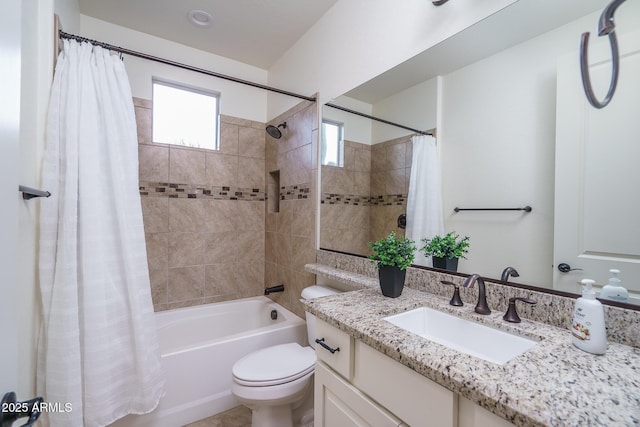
(406, 134, 444, 267)
(38, 39, 164, 426)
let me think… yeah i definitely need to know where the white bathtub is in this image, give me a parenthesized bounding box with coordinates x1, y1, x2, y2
(110, 296, 307, 427)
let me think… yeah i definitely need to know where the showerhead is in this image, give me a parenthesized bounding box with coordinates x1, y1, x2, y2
(266, 122, 287, 139)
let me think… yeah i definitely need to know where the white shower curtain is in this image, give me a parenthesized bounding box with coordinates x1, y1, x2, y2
(406, 134, 444, 267)
(38, 40, 164, 426)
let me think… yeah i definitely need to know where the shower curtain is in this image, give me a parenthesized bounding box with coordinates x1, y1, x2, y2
(406, 134, 444, 267)
(38, 40, 164, 426)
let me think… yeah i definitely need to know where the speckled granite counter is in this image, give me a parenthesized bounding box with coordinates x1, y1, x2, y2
(303, 287, 640, 427)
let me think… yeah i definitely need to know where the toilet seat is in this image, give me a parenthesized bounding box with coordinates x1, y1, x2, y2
(232, 343, 315, 387)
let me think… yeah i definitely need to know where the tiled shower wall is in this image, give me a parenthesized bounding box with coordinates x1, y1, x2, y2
(264, 100, 319, 318)
(320, 140, 371, 255)
(320, 135, 413, 256)
(134, 98, 266, 311)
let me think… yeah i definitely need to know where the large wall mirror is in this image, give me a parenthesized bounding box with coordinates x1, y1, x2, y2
(320, 0, 640, 308)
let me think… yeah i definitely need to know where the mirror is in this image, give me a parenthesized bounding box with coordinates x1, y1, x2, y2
(319, 0, 640, 308)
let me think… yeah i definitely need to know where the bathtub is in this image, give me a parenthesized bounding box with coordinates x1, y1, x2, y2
(110, 296, 307, 427)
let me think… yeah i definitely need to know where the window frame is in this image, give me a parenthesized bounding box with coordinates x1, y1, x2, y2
(151, 78, 221, 150)
(321, 119, 345, 167)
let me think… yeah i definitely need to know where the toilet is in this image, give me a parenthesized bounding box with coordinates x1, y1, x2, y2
(231, 285, 341, 427)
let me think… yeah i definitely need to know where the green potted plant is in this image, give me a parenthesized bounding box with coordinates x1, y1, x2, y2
(420, 232, 470, 272)
(368, 232, 417, 298)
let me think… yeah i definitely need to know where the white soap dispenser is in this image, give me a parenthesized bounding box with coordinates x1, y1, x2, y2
(571, 279, 607, 355)
(599, 269, 628, 302)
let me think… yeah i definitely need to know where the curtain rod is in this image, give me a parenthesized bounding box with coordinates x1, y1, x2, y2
(325, 103, 434, 136)
(58, 30, 317, 103)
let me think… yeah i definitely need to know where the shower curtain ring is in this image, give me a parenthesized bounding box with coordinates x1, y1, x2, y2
(579, 30, 620, 109)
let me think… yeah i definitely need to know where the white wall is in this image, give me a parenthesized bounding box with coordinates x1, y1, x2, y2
(372, 77, 438, 144)
(80, 16, 269, 123)
(14, 0, 61, 399)
(1, 0, 23, 395)
(322, 96, 372, 145)
(267, 0, 517, 117)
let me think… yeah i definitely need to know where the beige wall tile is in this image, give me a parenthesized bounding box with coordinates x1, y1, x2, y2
(205, 199, 238, 232)
(168, 232, 205, 267)
(205, 231, 239, 264)
(370, 172, 385, 197)
(275, 232, 292, 266)
(343, 145, 356, 171)
(205, 264, 237, 296)
(141, 197, 169, 233)
(355, 148, 371, 173)
(238, 157, 265, 189)
(219, 121, 239, 155)
(146, 232, 168, 271)
(291, 199, 312, 238)
(265, 231, 277, 263)
(169, 198, 205, 232)
(134, 105, 152, 144)
(237, 201, 265, 231)
(386, 168, 408, 195)
(236, 262, 265, 298)
(239, 127, 265, 159)
(371, 145, 386, 172)
(386, 142, 407, 170)
(149, 268, 167, 306)
(265, 212, 277, 232)
(206, 152, 238, 185)
(237, 230, 265, 262)
(354, 172, 370, 196)
(139, 144, 169, 182)
(168, 265, 204, 302)
(291, 236, 315, 272)
(276, 200, 292, 234)
(169, 147, 206, 184)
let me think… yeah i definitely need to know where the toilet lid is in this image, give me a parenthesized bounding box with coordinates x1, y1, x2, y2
(232, 343, 316, 386)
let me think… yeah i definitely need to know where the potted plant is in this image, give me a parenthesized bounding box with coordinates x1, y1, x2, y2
(368, 232, 417, 298)
(420, 232, 470, 272)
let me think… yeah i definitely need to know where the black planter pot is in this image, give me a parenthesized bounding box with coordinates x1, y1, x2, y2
(432, 257, 459, 272)
(378, 265, 406, 298)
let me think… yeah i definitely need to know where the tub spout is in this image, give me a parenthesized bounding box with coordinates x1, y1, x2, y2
(264, 284, 284, 295)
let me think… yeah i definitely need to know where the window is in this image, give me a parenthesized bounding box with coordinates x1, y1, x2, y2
(152, 79, 220, 150)
(321, 119, 344, 167)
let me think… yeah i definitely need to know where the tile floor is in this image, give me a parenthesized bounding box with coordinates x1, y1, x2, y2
(184, 405, 252, 427)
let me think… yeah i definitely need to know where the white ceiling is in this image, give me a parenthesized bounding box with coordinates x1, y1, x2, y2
(344, 0, 604, 104)
(78, 0, 339, 69)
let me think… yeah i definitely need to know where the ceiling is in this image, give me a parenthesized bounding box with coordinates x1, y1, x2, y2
(78, 0, 339, 69)
(344, 0, 604, 104)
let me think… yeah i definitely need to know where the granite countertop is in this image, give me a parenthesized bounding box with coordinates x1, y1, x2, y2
(302, 287, 640, 427)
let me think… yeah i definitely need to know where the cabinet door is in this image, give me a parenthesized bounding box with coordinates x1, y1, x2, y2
(315, 362, 402, 427)
(458, 396, 515, 427)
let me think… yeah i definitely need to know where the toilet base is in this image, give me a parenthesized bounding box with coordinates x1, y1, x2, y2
(232, 375, 314, 427)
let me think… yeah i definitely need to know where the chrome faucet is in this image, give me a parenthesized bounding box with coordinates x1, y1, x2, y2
(462, 274, 491, 315)
(501, 267, 520, 282)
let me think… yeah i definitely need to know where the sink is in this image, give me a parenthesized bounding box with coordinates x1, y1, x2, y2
(384, 307, 537, 365)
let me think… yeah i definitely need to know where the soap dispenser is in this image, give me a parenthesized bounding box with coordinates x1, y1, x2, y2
(571, 279, 607, 355)
(599, 269, 628, 302)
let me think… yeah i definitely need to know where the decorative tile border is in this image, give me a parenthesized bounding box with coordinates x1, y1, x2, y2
(139, 181, 266, 201)
(280, 184, 311, 200)
(321, 193, 407, 206)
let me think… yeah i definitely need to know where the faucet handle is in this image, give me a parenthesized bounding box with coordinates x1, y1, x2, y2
(503, 297, 536, 323)
(440, 281, 464, 307)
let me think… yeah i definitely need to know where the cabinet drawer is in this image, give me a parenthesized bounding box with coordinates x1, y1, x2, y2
(353, 341, 457, 427)
(315, 361, 403, 427)
(314, 319, 353, 379)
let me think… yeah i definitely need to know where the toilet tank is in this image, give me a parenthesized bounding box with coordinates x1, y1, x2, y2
(301, 285, 342, 348)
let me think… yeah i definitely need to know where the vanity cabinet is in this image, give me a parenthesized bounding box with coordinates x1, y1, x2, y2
(314, 318, 515, 427)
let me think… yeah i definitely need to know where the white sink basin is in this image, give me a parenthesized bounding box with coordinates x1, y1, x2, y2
(384, 307, 537, 365)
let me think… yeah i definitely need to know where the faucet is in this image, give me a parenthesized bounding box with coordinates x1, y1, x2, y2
(462, 274, 491, 315)
(264, 284, 284, 295)
(501, 267, 520, 282)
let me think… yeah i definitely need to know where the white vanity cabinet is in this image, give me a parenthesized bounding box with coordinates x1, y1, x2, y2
(313, 318, 515, 427)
